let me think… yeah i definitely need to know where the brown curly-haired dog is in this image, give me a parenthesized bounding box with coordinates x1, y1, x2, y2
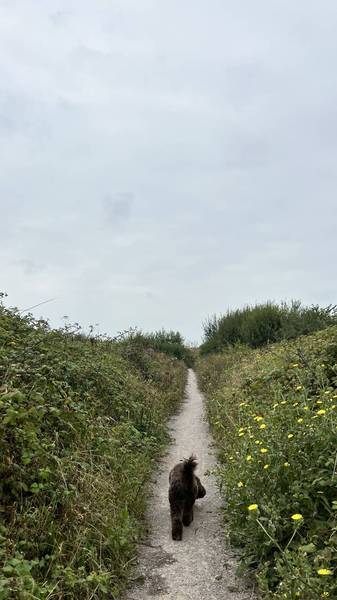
(168, 455, 206, 541)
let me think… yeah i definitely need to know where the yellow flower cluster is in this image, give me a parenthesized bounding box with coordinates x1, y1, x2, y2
(230, 381, 337, 507)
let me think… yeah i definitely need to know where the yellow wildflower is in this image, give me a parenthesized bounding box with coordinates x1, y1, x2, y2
(263, 464, 269, 469)
(260, 448, 268, 453)
(238, 432, 244, 437)
(293, 402, 299, 406)
(292, 363, 299, 367)
(259, 423, 267, 429)
(280, 400, 287, 405)
(317, 568, 332, 576)
(303, 406, 309, 410)
(238, 481, 244, 488)
(297, 418, 303, 423)
(288, 433, 294, 439)
(291, 513, 303, 521)
(316, 400, 323, 405)
(317, 409, 326, 415)
(284, 462, 290, 467)
(246, 455, 253, 462)
(239, 427, 245, 432)
(247, 504, 258, 511)
(254, 416, 264, 422)
(296, 385, 302, 391)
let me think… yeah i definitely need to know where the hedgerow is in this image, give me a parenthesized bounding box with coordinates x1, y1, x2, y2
(197, 326, 337, 599)
(0, 302, 186, 598)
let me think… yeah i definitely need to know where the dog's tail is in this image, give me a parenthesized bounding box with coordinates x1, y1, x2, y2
(182, 455, 197, 479)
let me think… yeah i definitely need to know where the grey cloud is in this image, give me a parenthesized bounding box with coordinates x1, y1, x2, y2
(50, 10, 68, 26)
(102, 193, 134, 226)
(12, 259, 46, 276)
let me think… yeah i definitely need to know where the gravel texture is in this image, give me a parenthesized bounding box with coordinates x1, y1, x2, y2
(125, 369, 256, 600)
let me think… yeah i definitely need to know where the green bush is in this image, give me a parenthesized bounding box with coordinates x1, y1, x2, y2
(197, 326, 337, 599)
(117, 329, 195, 369)
(0, 304, 186, 598)
(200, 301, 337, 354)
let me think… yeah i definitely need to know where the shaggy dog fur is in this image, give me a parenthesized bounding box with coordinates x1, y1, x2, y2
(168, 455, 206, 540)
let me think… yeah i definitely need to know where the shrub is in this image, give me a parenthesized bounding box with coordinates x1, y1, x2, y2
(117, 329, 195, 369)
(200, 301, 337, 354)
(197, 326, 337, 599)
(0, 303, 186, 598)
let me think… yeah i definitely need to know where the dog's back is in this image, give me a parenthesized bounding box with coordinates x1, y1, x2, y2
(169, 455, 197, 489)
(168, 455, 206, 540)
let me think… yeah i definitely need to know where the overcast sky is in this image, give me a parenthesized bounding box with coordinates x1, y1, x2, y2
(1, 1, 337, 342)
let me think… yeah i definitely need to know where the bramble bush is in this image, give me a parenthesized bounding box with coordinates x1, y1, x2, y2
(0, 300, 186, 598)
(197, 326, 337, 599)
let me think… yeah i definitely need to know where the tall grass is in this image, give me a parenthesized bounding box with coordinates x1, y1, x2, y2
(201, 301, 337, 354)
(0, 302, 187, 598)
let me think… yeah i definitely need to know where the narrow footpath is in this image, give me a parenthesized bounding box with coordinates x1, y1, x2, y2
(126, 369, 256, 600)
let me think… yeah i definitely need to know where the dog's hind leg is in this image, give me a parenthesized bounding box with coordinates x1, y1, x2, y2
(169, 481, 184, 540)
(182, 501, 194, 527)
(170, 508, 183, 540)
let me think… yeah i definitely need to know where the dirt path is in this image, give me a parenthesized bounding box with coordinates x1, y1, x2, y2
(125, 369, 256, 600)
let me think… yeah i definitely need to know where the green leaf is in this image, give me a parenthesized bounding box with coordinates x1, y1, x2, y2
(299, 543, 316, 553)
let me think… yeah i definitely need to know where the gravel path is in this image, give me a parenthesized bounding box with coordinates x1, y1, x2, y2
(125, 369, 256, 600)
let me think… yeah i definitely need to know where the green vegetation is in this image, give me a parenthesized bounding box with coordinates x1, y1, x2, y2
(197, 326, 337, 599)
(116, 329, 194, 369)
(201, 301, 337, 354)
(0, 300, 186, 599)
